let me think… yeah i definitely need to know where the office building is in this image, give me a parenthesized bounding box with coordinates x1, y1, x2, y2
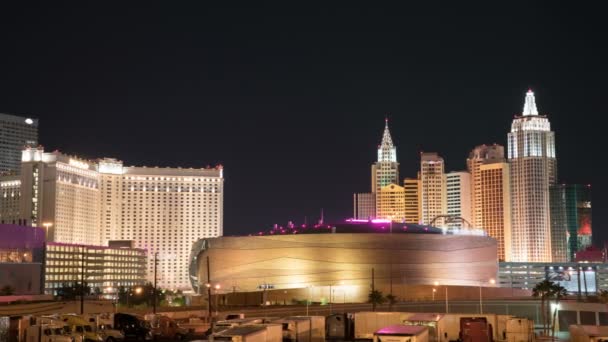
(420, 152, 446, 225)
(376, 184, 406, 221)
(371, 119, 399, 193)
(508, 90, 557, 262)
(480, 162, 512, 261)
(550, 184, 592, 262)
(403, 178, 420, 224)
(0, 113, 38, 174)
(467, 144, 505, 228)
(44, 241, 147, 298)
(353, 193, 375, 220)
(445, 171, 472, 228)
(13, 147, 223, 290)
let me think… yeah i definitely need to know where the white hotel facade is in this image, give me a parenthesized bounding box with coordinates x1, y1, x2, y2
(15, 147, 223, 290)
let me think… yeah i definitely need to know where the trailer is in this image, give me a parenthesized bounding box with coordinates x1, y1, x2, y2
(569, 325, 608, 342)
(354, 312, 408, 340)
(211, 324, 282, 342)
(285, 316, 325, 342)
(373, 325, 429, 342)
(403, 313, 445, 342)
(272, 317, 311, 342)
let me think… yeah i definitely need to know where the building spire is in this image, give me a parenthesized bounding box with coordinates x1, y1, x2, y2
(377, 119, 397, 162)
(381, 118, 394, 147)
(522, 89, 539, 116)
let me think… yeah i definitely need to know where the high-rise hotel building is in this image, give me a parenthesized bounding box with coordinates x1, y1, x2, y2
(508, 90, 557, 262)
(403, 178, 421, 224)
(479, 162, 511, 261)
(0, 113, 38, 174)
(467, 144, 505, 229)
(14, 147, 223, 290)
(445, 171, 472, 228)
(420, 152, 446, 225)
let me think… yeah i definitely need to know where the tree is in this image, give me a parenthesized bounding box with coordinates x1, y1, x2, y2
(550, 284, 567, 339)
(532, 280, 555, 336)
(0, 285, 15, 296)
(368, 290, 386, 311)
(56, 282, 91, 300)
(386, 294, 398, 312)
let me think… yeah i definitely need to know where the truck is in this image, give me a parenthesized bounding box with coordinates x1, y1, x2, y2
(113, 313, 152, 341)
(149, 315, 189, 340)
(60, 315, 104, 342)
(25, 323, 74, 342)
(459, 317, 493, 342)
(80, 313, 124, 342)
(326, 313, 355, 340)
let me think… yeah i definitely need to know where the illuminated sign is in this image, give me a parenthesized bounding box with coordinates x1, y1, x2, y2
(68, 159, 90, 170)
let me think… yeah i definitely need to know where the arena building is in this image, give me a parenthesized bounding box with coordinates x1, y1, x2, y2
(189, 220, 498, 300)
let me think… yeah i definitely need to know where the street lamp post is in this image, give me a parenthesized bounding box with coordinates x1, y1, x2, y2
(432, 288, 436, 301)
(329, 284, 332, 315)
(306, 285, 313, 316)
(479, 278, 495, 314)
(434, 282, 448, 313)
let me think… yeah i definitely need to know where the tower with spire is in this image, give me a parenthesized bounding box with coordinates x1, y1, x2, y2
(354, 119, 404, 222)
(372, 119, 399, 192)
(508, 89, 557, 262)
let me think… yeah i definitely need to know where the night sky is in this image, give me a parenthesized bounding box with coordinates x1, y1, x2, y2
(1, 4, 606, 242)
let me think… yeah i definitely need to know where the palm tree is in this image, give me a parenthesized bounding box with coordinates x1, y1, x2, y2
(386, 294, 398, 311)
(550, 284, 567, 339)
(368, 289, 386, 311)
(532, 279, 555, 336)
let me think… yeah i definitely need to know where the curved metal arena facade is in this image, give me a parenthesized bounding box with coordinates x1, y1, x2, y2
(189, 222, 498, 293)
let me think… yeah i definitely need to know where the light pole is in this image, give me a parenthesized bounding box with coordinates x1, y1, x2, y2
(432, 288, 436, 301)
(306, 285, 313, 316)
(434, 282, 448, 313)
(479, 278, 495, 314)
(329, 284, 332, 315)
(214, 284, 221, 316)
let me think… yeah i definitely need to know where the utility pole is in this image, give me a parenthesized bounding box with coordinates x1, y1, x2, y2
(371, 267, 375, 311)
(153, 251, 158, 314)
(207, 256, 212, 321)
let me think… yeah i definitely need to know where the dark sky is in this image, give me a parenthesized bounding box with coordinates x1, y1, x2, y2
(1, 3, 606, 242)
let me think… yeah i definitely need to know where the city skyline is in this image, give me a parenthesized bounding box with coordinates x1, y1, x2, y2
(0, 3, 605, 244)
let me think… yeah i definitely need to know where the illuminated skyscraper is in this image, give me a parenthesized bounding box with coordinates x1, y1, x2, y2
(376, 184, 406, 221)
(480, 162, 511, 261)
(445, 171, 472, 228)
(508, 89, 557, 262)
(467, 144, 505, 228)
(371, 119, 399, 193)
(550, 184, 592, 262)
(403, 177, 421, 224)
(420, 152, 446, 225)
(353, 119, 400, 221)
(0, 113, 38, 174)
(353, 193, 375, 220)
